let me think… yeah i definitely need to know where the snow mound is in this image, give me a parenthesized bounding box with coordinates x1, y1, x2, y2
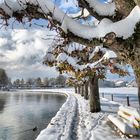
(36, 92, 77, 140)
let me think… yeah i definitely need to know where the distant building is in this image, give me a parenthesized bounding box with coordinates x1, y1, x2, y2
(114, 80, 127, 87)
(99, 80, 115, 87)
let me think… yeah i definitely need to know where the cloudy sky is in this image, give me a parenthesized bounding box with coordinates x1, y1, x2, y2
(0, 29, 60, 80)
(0, 0, 79, 80)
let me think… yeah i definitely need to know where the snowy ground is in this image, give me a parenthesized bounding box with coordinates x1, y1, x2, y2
(99, 87, 139, 108)
(23, 87, 139, 140)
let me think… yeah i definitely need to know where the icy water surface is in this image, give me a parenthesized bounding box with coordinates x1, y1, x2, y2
(0, 91, 66, 140)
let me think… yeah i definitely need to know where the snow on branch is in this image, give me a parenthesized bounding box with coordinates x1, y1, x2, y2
(0, 1, 140, 41)
(66, 6, 140, 40)
(68, 8, 90, 19)
(64, 43, 86, 54)
(89, 45, 117, 60)
(83, 0, 116, 16)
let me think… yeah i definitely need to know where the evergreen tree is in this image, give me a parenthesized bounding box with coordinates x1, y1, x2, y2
(0, 68, 8, 88)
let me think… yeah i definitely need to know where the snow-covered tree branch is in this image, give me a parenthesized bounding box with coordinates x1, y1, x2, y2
(0, 1, 139, 42)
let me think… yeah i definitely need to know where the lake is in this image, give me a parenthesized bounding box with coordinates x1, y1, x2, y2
(0, 91, 66, 140)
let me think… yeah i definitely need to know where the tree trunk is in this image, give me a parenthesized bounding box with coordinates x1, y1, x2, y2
(138, 84, 140, 108)
(134, 71, 140, 107)
(89, 75, 101, 113)
(74, 86, 77, 93)
(81, 85, 84, 97)
(78, 86, 80, 94)
(132, 32, 140, 108)
(84, 81, 89, 100)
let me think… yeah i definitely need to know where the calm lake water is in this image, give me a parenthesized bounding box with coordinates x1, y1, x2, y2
(0, 91, 66, 140)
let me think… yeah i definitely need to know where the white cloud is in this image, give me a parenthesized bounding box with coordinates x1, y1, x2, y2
(0, 29, 59, 80)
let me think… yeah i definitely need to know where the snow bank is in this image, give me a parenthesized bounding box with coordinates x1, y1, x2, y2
(99, 87, 138, 95)
(35, 89, 77, 140)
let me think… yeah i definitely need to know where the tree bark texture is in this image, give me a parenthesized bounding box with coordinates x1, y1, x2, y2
(133, 64, 140, 107)
(78, 86, 80, 94)
(138, 85, 140, 108)
(74, 86, 78, 93)
(84, 82, 89, 100)
(133, 60, 140, 107)
(89, 75, 101, 113)
(132, 23, 140, 107)
(81, 85, 84, 97)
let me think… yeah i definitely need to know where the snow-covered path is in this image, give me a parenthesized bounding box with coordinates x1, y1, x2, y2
(33, 88, 139, 140)
(75, 94, 121, 140)
(68, 98, 79, 140)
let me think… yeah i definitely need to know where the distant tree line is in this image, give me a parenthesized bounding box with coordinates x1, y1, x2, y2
(0, 68, 10, 89)
(12, 75, 66, 89)
(0, 68, 67, 90)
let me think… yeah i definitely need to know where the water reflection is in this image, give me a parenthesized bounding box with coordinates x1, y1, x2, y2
(0, 92, 66, 140)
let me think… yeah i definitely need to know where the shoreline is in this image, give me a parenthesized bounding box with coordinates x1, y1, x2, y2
(0, 88, 139, 140)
